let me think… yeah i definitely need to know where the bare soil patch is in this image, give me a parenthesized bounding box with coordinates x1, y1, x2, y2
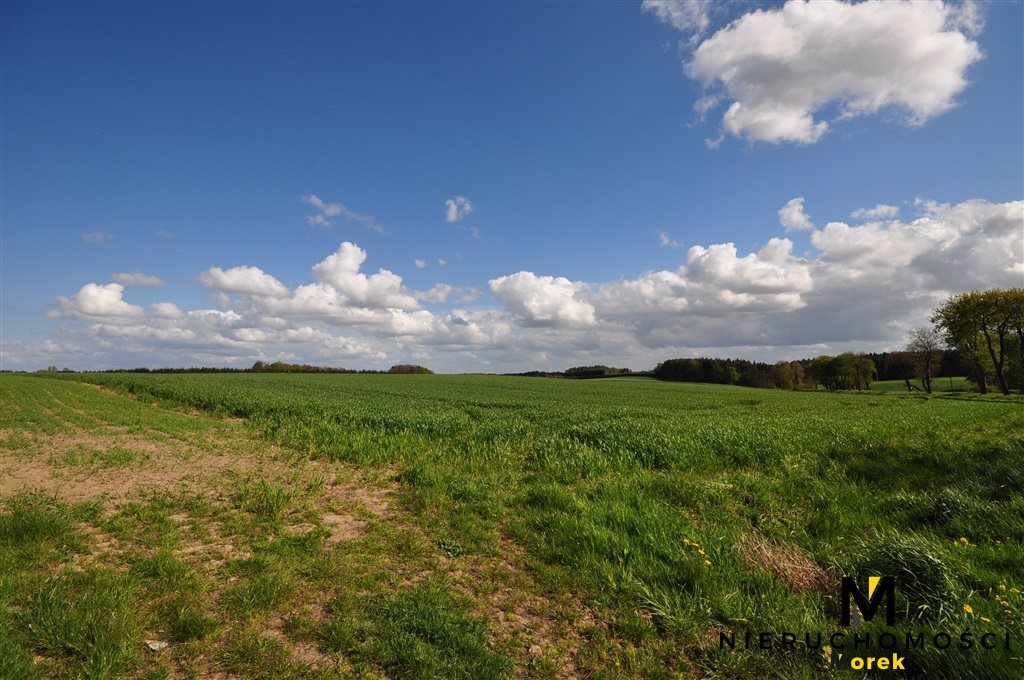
(0, 426, 278, 505)
(319, 512, 365, 544)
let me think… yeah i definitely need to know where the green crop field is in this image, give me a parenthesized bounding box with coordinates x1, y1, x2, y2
(1, 373, 1022, 679)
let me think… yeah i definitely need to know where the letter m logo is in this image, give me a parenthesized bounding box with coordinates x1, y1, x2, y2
(841, 576, 895, 626)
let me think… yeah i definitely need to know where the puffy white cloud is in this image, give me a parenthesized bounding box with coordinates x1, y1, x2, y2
(55, 283, 143, 319)
(312, 242, 420, 309)
(490, 272, 596, 327)
(199, 266, 290, 298)
(590, 236, 812, 331)
(111, 272, 165, 287)
(589, 269, 690, 321)
(811, 220, 930, 269)
(150, 302, 185, 319)
(445, 196, 474, 223)
(770, 198, 1024, 348)
(686, 0, 983, 144)
(686, 237, 812, 298)
(414, 259, 428, 269)
(642, 0, 711, 38)
(900, 199, 1023, 290)
(416, 284, 455, 304)
(851, 204, 901, 220)
(808, 199, 1021, 277)
(779, 197, 814, 231)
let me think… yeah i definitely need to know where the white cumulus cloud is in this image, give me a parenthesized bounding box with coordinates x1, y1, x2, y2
(55, 283, 144, 319)
(199, 266, 290, 298)
(686, 0, 983, 144)
(311, 242, 420, 310)
(779, 197, 814, 231)
(685, 237, 812, 297)
(490, 272, 596, 328)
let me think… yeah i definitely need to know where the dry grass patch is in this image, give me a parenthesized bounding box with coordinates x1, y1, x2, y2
(739, 533, 831, 594)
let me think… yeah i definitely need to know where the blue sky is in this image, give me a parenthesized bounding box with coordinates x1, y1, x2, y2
(2, 0, 1022, 371)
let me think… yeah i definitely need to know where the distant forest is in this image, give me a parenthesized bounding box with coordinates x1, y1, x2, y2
(511, 350, 967, 392)
(32, 361, 433, 376)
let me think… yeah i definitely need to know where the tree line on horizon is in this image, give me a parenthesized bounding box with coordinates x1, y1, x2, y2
(31, 361, 433, 375)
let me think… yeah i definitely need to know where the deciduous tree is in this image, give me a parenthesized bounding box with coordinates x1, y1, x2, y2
(906, 327, 944, 394)
(933, 288, 1024, 395)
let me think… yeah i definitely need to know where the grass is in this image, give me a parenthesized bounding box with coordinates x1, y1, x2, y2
(23, 568, 143, 678)
(234, 478, 296, 520)
(2, 372, 1022, 677)
(0, 492, 139, 679)
(56, 444, 141, 469)
(870, 376, 970, 393)
(320, 580, 514, 679)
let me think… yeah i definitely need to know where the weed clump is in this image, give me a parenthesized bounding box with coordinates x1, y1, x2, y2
(20, 568, 143, 678)
(852, 532, 958, 623)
